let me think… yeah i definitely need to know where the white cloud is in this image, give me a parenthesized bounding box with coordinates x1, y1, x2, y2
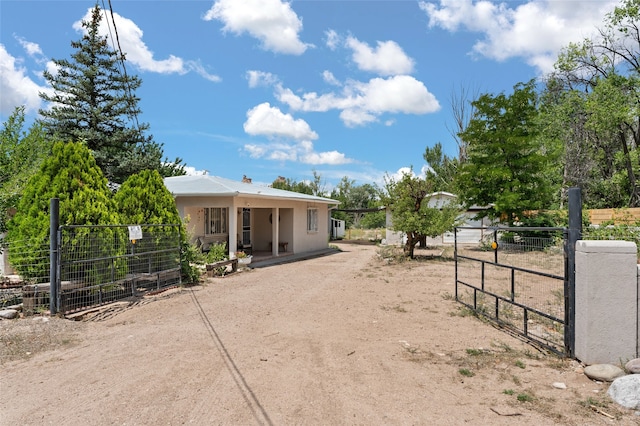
(246, 70, 279, 88)
(15, 36, 43, 59)
(325, 29, 340, 50)
(243, 139, 352, 165)
(0, 44, 47, 115)
(243, 102, 318, 141)
(74, 8, 221, 81)
(419, 0, 617, 74)
(275, 75, 440, 127)
(242, 104, 352, 165)
(387, 167, 417, 182)
(203, 0, 311, 55)
(322, 70, 340, 86)
(182, 166, 210, 175)
(345, 36, 415, 76)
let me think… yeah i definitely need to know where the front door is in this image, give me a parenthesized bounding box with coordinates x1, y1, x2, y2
(242, 208, 251, 245)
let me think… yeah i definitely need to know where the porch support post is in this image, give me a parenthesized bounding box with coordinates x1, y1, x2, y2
(272, 207, 279, 256)
(229, 203, 237, 258)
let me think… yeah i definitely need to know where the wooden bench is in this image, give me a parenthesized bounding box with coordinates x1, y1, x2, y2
(205, 258, 238, 277)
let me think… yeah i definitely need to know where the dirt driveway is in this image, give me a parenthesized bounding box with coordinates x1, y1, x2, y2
(1, 241, 638, 425)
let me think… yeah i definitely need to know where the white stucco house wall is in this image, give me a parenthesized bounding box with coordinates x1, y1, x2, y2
(164, 175, 340, 258)
(385, 192, 492, 246)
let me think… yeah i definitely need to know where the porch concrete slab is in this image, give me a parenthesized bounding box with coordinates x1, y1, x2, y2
(250, 247, 341, 268)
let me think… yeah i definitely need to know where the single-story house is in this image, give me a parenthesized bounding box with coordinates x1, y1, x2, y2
(385, 191, 493, 246)
(164, 175, 340, 258)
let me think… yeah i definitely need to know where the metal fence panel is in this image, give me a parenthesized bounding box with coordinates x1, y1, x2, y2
(58, 224, 181, 314)
(455, 226, 567, 354)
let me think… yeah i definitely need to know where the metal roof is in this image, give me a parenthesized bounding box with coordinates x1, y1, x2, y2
(164, 175, 339, 204)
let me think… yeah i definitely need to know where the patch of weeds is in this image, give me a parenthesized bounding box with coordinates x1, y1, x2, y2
(578, 396, 608, 409)
(466, 348, 484, 356)
(511, 375, 521, 386)
(502, 389, 515, 395)
(517, 392, 534, 403)
(450, 306, 477, 317)
(492, 341, 514, 353)
(523, 349, 541, 360)
(380, 304, 408, 313)
(458, 368, 475, 377)
(515, 360, 526, 369)
(441, 291, 455, 301)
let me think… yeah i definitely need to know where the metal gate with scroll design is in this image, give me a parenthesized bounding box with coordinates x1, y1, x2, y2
(454, 226, 572, 355)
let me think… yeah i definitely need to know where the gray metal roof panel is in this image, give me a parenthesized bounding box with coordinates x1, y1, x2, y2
(164, 175, 339, 204)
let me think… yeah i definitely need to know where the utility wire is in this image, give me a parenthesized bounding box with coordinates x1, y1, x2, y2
(101, 0, 142, 134)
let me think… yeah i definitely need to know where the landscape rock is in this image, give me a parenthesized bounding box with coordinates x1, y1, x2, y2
(0, 309, 19, 319)
(552, 382, 567, 389)
(608, 374, 640, 410)
(584, 364, 625, 382)
(625, 358, 640, 374)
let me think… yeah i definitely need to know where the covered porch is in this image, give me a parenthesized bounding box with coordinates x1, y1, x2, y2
(183, 205, 294, 259)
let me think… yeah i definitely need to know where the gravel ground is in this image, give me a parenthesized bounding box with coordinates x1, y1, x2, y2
(1, 241, 638, 425)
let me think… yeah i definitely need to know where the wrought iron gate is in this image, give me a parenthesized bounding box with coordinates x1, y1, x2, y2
(454, 226, 572, 355)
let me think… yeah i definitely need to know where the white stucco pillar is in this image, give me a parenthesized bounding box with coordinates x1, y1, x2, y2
(272, 207, 279, 256)
(575, 240, 638, 364)
(228, 204, 237, 258)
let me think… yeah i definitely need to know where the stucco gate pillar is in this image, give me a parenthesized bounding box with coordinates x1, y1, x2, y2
(574, 240, 638, 364)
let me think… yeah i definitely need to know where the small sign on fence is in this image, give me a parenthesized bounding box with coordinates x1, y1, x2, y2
(128, 225, 142, 243)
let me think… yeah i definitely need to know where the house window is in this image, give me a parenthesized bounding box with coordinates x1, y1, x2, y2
(307, 208, 318, 233)
(204, 207, 228, 234)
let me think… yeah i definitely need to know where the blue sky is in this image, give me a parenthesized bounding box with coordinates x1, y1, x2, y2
(0, 0, 618, 190)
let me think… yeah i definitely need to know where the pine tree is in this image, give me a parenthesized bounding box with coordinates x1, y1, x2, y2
(114, 169, 196, 279)
(114, 169, 181, 225)
(38, 4, 184, 184)
(7, 141, 121, 282)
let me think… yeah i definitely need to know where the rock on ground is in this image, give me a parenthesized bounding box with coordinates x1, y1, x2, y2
(584, 364, 626, 382)
(608, 374, 640, 410)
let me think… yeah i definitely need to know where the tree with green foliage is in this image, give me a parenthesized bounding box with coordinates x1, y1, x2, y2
(456, 81, 557, 224)
(545, 0, 640, 208)
(271, 176, 314, 195)
(38, 4, 185, 184)
(382, 170, 460, 258)
(114, 169, 181, 225)
(114, 169, 199, 281)
(423, 142, 459, 193)
(6, 141, 120, 282)
(0, 107, 51, 233)
(330, 177, 385, 229)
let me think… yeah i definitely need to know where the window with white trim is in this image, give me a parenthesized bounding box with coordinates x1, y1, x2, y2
(204, 207, 228, 234)
(307, 208, 318, 233)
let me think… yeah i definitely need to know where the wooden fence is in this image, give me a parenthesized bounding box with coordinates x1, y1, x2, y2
(588, 208, 640, 225)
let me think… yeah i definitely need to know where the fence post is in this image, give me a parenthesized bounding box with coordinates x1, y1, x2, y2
(565, 187, 582, 357)
(49, 198, 59, 315)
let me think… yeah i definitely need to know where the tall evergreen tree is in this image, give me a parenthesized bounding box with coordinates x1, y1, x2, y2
(114, 169, 181, 225)
(38, 4, 185, 184)
(6, 141, 120, 282)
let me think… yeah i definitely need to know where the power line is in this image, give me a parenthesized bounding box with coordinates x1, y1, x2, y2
(100, 0, 142, 134)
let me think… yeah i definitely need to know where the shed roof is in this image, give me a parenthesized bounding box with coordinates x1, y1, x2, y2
(164, 175, 339, 205)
